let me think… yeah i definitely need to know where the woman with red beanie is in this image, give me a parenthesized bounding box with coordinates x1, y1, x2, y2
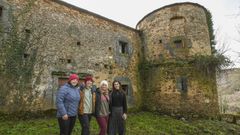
(56, 74, 80, 135)
(78, 76, 96, 135)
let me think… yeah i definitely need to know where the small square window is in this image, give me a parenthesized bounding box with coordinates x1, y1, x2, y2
(23, 53, 30, 58)
(67, 59, 71, 63)
(95, 63, 99, 66)
(119, 41, 128, 54)
(159, 39, 162, 44)
(174, 40, 183, 48)
(77, 41, 81, 46)
(25, 29, 31, 34)
(104, 64, 108, 69)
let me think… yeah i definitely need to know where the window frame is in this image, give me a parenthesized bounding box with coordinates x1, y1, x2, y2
(176, 76, 188, 92)
(174, 39, 184, 48)
(118, 41, 129, 54)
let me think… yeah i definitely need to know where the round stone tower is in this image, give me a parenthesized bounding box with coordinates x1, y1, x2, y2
(137, 3, 219, 118)
(137, 2, 211, 61)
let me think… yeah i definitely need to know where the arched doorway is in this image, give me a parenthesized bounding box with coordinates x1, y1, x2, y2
(114, 76, 134, 107)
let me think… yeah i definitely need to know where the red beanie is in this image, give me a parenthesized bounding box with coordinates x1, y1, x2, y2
(68, 74, 79, 82)
(84, 76, 93, 84)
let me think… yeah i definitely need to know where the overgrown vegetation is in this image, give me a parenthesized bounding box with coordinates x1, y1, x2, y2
(205, 10, 216, 54)
(190, 53, 231, 75)
(139, 52, 231, 76)
(0, 0, 49, 111)
(0, 112, 239, 135)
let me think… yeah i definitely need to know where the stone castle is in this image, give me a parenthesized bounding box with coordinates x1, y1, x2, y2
(0, 0, 219, 117)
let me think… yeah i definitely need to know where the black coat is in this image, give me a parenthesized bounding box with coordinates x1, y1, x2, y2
(109, 90, 127, 114)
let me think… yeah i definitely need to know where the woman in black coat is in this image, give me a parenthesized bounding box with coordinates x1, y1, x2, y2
(108, 80, 127, 135)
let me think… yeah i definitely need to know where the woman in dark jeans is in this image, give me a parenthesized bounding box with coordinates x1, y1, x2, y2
(108, 80, 127, 135)
(56, 74, 80, 135)
(78, 76, 96, 135)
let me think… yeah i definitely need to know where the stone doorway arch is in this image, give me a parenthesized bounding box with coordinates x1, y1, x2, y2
(114, 76, 134, 107)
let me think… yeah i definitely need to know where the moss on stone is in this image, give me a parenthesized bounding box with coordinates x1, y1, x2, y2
(138, 54, 224, 117)
(205, 10, 216, 54)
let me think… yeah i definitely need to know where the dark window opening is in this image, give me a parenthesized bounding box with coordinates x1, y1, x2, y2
(177, 77, 187, 92)
(159, 39, 162, 44)
(67, 59, 71, 63)
(159, 54, 164, 60)
(104, 64, 108, 69)
(0, 7, 3, 17)
(119, 41, 128, 54)
(95, 63, 99, 66)
(25, 29, 31, 34)
(174, 39, 183, 48)
(181, 77, 187, 91)
(25, 29, 31, 40)
(108, 47, 112, 51)
(77, 41, 81, 46)
(23, 53, 30, 58)
(109, 65, 113, 69)
(121, 84, 128, 95)
(170, 16, 185, 21)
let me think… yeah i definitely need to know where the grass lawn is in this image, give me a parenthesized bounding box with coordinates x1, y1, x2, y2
(0, 112, 240, 135)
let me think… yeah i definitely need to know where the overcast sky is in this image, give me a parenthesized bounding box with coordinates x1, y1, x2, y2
(62, 0, 240, 68)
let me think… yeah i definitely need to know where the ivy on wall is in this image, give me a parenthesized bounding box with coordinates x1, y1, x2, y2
(139, 53, 231, 76)
(190, 53, 231, 75)
(0, 0, 45, 111)
(205, 10, 216, 54)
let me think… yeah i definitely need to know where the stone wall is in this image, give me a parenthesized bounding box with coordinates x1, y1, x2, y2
(141, 65, 218, 118)
(1, 0, 218, 117)
(217, 68, 240, 114)
(136, 3, 211, 62)
(137, 3, 218, 118)
(220, 114, 240, 125)
(0, 0, 11, 68)
(3, 0, 141, 110)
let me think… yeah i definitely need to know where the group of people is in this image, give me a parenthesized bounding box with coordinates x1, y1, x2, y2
(56, 74, 127, 135)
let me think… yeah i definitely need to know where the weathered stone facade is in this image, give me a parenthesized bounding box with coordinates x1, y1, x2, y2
(0, 0, 218, 117)
(217, 68, 240, 114)
(136, 3, 211, 61)
(137, 3, 218, 118)
(1, 0, 141, 110)
(0, 0, 11, 67)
